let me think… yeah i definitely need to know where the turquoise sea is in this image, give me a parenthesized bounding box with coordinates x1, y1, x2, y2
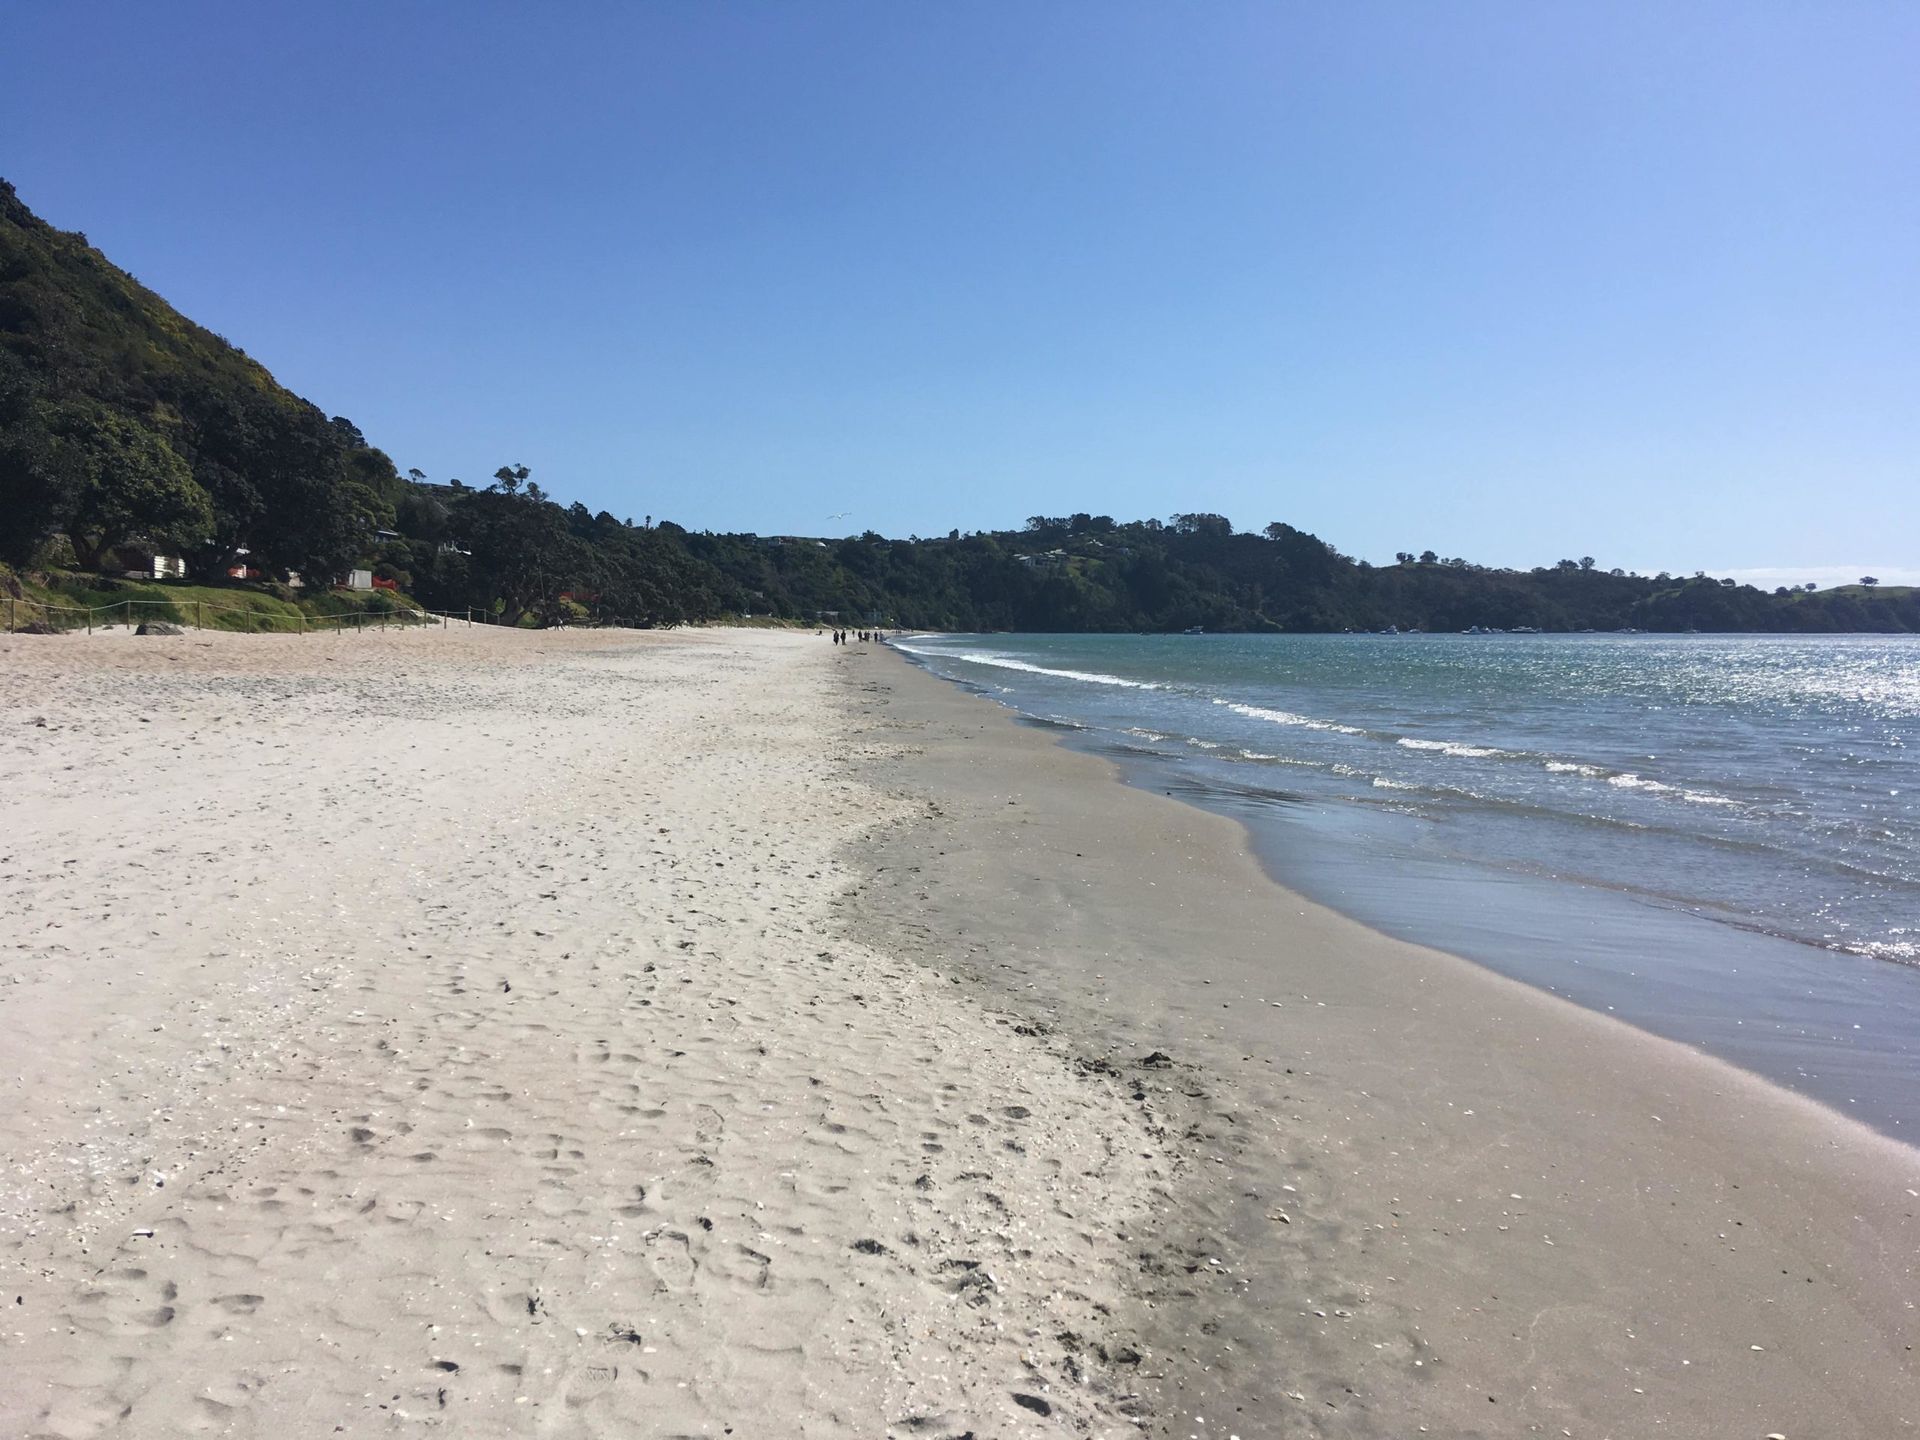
(895, 633, 1920, 1138)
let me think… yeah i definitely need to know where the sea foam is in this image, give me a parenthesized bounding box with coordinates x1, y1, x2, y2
(1214, 699, 1366, 734)
(898, 646, 1165, 690)
(1397, 737, 1507, 759)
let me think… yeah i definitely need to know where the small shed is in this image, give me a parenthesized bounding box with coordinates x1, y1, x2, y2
(110, 545, 186, 581)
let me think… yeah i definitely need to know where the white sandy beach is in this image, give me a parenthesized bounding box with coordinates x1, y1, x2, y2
(1, 627, 1163, 1437)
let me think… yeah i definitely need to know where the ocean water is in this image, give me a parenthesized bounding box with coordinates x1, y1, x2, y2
(895, 632, 1920, 1138)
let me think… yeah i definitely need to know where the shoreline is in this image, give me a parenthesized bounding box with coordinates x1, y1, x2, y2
(1059, 705, 1920, 1143)
(891, 632, 1920, 1142)
(846, 639, 1920, 1436)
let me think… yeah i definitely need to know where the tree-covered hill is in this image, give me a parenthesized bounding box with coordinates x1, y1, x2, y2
(2, 179, 1914, 634)
(0, 179, 403, 584)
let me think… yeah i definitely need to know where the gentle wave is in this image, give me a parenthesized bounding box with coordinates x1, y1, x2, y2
(1320, 762, 1747, 834)
(1220, 703, 1744, 807)
(1847, 936, 1919, 967)
(1607, 772, 1740, 806)
(1214, 699, 1366, 734)
(1397, 737, 1509, 759)
(1545, 760, 1607, 777)
(897, 644, 1165, 690)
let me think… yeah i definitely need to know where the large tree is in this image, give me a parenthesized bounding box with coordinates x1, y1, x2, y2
(40, 402, 213, 568)
(0, 352, 77, 563)
(247, 409, 389, 584)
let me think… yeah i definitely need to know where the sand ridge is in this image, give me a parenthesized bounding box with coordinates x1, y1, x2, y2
(2, 628, 1170, 1436)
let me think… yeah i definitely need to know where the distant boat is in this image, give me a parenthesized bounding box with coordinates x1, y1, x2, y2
(1377, 625, 1399, 635)
(1182, 625, 1206, 635)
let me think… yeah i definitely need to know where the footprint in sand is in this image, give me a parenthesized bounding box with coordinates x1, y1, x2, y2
(710, 1242, 772, 1292)
(647, 1231, 697, 1292)
(197, 1370, 268, 1412)
(562, 1363, 620, 1408)
(690, 1102, 725, 1145)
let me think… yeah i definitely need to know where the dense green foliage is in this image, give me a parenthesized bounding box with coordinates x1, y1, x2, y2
(3, 179, 1914, 634)
(0, 180, 399, 583)
(379, 499, 1917, 634)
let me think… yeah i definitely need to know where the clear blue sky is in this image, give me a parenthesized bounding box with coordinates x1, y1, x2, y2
(6, 1, 1916, 583)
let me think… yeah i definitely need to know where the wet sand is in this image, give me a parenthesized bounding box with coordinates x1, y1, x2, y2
(846, 641, 1920, 1438)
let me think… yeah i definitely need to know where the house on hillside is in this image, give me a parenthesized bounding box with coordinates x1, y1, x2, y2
(342, 569, 374, 591)
(107, 545, 186, 581)
(1016, 551, 1069, 575)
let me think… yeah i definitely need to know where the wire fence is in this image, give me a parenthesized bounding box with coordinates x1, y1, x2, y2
(4, 593, 444, 636)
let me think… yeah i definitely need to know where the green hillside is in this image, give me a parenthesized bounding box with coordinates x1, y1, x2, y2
(1, 566, 424, 634)
(0, 178, 401, 584)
